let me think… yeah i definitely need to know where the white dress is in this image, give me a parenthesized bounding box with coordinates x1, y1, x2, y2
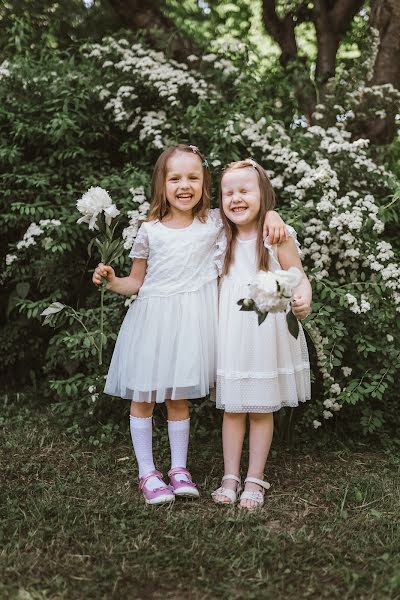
(216, 234, 311, 413)
(104, 210, 223, 403)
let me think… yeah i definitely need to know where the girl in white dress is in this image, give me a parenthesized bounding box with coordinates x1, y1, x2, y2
(93, 146, 286, 505)
(212, 159, 312, 510)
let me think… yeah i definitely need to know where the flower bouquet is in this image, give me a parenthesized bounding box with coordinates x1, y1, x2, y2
(41, 187, 124, 365)
(237, 267, 303, 338)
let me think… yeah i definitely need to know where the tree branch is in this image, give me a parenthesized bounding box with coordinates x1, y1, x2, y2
(262, 0, 298, 66)
(107, 0, 199, 62)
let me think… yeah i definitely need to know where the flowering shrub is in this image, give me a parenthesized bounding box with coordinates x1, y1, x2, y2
(1, 32, 399, 438)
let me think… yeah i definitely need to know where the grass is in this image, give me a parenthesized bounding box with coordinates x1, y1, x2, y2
(1, 405, 400, 600)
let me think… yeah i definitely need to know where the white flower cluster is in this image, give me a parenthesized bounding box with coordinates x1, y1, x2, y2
(86, 37, 212, 133)
(77, 187, 119, 230)
(345, 293, 371, 314)
(6, 254, 17, 266)
(122, 186, 150, 250)
(6, 219, 61, 265)
(247, 267, 303, 313)
(138, 111, 170, 150)
(0, 60, 10, 80)
(202, 53, 239, 77)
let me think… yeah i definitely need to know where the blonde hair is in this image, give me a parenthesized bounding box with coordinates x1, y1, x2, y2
(147, 144, 211, 223)
(219, 159, 276, 275)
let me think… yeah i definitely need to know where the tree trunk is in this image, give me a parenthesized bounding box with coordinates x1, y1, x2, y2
(359, 0, 400, 144)
(314, 0, 364, 102)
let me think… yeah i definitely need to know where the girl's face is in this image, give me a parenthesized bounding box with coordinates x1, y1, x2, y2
(221, 168, 261, 230)
(165, 151, 204, 215)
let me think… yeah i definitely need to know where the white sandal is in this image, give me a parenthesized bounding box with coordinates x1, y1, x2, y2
(211, 474, 242, 505)
(240, 476, 271, 509)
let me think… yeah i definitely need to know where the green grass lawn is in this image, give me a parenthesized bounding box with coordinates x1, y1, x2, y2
(1, 406, 399, 600)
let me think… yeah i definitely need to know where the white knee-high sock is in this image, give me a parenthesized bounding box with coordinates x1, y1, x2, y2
(168, 418, 191, 482)
(129, 415, 160, 491)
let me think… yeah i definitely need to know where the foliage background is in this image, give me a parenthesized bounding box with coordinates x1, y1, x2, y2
(1, 0, 399, 444)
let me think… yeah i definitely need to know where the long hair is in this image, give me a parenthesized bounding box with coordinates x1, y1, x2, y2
(220, 159, 276, 275)
(147, 144, 211, 223)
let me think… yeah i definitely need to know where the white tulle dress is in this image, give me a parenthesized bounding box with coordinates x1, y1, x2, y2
(216, 231, 311, 413)
(104, 209, 223, 403)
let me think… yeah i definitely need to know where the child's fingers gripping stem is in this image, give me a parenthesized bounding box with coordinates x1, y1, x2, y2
(92, 263, 116, 288)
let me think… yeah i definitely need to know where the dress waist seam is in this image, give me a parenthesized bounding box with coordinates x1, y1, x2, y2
(137, 276, 217, 300)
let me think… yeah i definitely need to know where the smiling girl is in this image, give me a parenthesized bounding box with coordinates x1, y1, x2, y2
(212, 159, 312, 510)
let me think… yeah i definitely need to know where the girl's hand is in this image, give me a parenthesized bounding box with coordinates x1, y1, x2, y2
(291, 295, 311, 321)
(92, 263, 116, 289)
(263, 211, 288, 245)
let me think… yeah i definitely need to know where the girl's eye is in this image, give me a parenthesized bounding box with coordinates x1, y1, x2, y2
(169, 177, 179, 181)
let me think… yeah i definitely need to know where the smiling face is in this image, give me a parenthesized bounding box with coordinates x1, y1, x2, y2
(165, 151, 204, 216)
(221, 167, 261, 232)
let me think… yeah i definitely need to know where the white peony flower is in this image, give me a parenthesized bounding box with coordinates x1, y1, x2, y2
(313, 420, 322, 429)
(77, 187, 119, 230)
(247, 267, 303, 314)
(342, 367, 352, 377)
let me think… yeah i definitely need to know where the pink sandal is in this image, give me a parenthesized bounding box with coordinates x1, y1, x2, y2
(139, 470, 175, 505)
(168, 467, 200, 498)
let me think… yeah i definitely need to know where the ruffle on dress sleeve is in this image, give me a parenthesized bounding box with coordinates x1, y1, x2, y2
(129, 223, 149, 259)
(214, 230, 227, 276)
(263, 224, 301, 267)
(208, 207, 224, 230)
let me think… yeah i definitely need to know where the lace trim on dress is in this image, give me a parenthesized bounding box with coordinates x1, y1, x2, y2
(214, 230, 227, 276)
(208, 207, 224, 229)
(217, 364, 310, 379)
(129, 223, 149, 259)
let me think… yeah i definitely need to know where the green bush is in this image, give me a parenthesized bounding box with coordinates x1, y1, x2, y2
(1, 30, 399, 439)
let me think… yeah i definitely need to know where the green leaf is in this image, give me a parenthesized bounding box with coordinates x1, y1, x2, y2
(16, 282, 30, 298)
(258, 312, 268, 325)
(40, 302, 66, 317)
(286, 310, 299, 339)
(237, 298, 255, 311)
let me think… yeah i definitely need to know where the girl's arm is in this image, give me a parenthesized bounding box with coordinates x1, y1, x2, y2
(92, 259, 147, 297)
(263, 211, 289, 245)
(277, 238, 312, 320)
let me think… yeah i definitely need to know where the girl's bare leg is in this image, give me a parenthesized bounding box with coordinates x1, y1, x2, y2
(240, 412, 274, 509)
(213, 412, 246, 502)
(165, 399, 190, 421)
(130, 400, 155, 417)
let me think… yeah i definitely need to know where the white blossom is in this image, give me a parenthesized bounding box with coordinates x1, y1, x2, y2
(77, 187, 120, 230)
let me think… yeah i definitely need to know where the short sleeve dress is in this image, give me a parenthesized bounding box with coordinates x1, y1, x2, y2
(104, 209, 223, 403)
(216, 230, 311, 413)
